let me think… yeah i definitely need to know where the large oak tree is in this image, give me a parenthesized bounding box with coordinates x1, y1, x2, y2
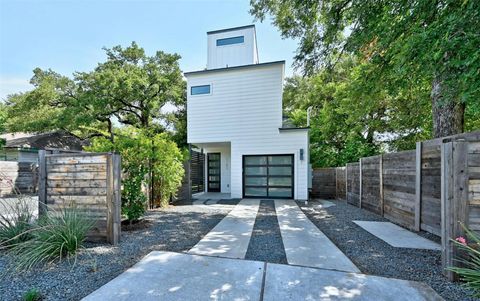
(251, 0, 480, 137)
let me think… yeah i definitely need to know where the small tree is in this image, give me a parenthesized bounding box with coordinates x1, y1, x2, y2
(88, 127, 184, 221)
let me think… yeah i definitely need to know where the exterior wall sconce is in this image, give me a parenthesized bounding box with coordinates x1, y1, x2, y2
(300, 148, 304, 161)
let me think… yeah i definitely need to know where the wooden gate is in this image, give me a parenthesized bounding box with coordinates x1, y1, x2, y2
(38, 151, 121, 245)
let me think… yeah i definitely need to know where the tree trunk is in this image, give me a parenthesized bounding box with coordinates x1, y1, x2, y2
(431, 75, 464, 138)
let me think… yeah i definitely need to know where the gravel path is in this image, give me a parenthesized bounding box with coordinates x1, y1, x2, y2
(245, 200, 287, 264)
(0, 204, 233, 301)
(298, 199, 475, 301)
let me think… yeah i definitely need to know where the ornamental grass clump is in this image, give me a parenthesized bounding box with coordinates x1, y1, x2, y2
(0, 195, 35, 247)
(449, 226, 480, 297)
(0, 174, 35, 248)
(11, 206, 94, 271)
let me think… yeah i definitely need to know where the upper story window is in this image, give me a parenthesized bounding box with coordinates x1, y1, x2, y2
(216, 36, 244, 46)
(191, 85, 211, 95)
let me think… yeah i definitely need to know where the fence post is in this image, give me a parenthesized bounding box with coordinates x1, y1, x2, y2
(441, 141, 469, 281)
(345, 165, 348, 203)
(379, 155, 384, 217)
(359, 159, 363, 208)
(106, 153, 121, 245)
(38, 150, 47, 216)
(415, 142, 422, 231)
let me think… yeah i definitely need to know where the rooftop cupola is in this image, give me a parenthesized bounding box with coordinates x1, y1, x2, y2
(206, 25, 259, 70)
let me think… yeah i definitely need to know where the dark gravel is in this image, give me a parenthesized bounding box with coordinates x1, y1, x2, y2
(297, 199, 476, 301)
(245, 200, 287, 264)
(0, 204, 232, 301)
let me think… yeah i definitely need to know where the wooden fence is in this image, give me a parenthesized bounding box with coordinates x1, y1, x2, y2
(311, 168, 336, 199)
(311, 131, 480, 280)
(38, 151, 121, 245)
(0, 161, 37, 196)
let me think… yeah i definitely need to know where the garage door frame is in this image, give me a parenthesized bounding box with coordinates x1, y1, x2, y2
(242, 154, 294, 199)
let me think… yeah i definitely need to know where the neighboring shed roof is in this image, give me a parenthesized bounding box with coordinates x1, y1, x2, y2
(4, 131, 88, 150)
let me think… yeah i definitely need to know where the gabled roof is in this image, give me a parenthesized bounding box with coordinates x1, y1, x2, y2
(184, 60, 285, 76)
(4, 131, 88, 150)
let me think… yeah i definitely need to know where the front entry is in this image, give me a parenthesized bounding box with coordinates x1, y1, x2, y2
(207, 153, 221, 192)
(243, 154, 294, 199)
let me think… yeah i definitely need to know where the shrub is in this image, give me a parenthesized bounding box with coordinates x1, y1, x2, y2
(23, 288, 41, 301)
(122, 167, 147, 222)
(449, 226, 480, 297)
(0, 191, 35, 248)
(88, 127, 185, 218)
(11, 205, 94, 271)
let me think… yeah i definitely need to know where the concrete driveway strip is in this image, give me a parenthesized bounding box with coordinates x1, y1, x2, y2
(263, 263, 443, 301)
(188, 198, 261, 259)
(82, 251, 264, 301)
(353, 221, 441, 250)
(275, 200, 360, 273)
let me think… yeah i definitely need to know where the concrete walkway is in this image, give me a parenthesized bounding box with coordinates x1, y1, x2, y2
(353, 221, 441, 250)
(82, 251, 264, 301)
(263, 263, 442, 301)
(275, 199, 360, 273)
(83, 251, 443, 301)
(188, 198, 260, 259)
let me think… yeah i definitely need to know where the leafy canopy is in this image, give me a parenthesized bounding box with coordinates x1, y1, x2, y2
(5, 42, 186, 141)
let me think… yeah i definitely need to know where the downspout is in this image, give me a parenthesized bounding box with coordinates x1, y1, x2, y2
(306, 106, 313, 205)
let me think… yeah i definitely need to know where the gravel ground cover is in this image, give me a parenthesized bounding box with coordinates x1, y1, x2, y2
(298, 199, 475, 301)
(245, 200, 287, 264)
(0, 203, 233, 301)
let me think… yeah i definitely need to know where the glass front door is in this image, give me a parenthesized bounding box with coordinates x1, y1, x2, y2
(207, 153, 221, 192)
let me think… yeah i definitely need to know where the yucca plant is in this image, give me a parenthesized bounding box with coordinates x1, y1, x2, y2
(11, 205, 94, 271)
(0, 178, 35, 247)
(448, 226, 480, 297)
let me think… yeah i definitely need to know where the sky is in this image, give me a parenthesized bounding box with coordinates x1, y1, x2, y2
(0, 0, 299, 100)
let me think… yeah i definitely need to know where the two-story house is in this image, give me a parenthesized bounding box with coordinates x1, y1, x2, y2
(186, 25, 309, 200)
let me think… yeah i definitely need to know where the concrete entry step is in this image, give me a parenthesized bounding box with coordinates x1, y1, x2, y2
(83, 251, 443, 301)
(353, 221, 441, 250)
(275, 199, 360, 273)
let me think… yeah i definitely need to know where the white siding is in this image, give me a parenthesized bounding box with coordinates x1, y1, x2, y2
(186, 63, 309, 200)
(207, 27, 258, 69)
(187, 63, 284, 143)
(203, 144, 231, 193)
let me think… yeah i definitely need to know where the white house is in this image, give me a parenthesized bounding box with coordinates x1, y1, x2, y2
(185, 25, 309, 200)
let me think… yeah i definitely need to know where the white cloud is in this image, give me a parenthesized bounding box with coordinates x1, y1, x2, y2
(0, 77, 33, 100)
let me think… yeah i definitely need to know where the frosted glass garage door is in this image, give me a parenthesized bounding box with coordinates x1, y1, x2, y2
(243, 155, 293, 199)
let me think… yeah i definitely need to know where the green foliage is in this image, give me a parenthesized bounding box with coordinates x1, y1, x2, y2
(121, 169, 147, 222)
(0, 195, 35, 247)
(88, 127, 184, 217)
(251, 0, 480, 137)
(0, 102, 7, 135)
(10, 206, 94, 271)
(449, 227, 480, 297)
(4, 42, 187, 145)
(23, 288, 41, 301)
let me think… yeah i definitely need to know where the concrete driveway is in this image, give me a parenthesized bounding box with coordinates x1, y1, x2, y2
(83, 199, 443, 301)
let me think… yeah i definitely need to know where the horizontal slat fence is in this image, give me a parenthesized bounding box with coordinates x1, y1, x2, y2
(38, 151, 121, 245)
(382, 150, 416, 230)
(361, 155, 382, 215)
(346, 163, 360, 206)
(311, 168, 336, 199)
(335, 167, 346, 200)
(310, 130, 480, 281)
(0, 161, 37, 196)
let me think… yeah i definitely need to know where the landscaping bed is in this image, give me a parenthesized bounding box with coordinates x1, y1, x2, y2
(0, 204, 232, 301)
(298, 199, 475, 301)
